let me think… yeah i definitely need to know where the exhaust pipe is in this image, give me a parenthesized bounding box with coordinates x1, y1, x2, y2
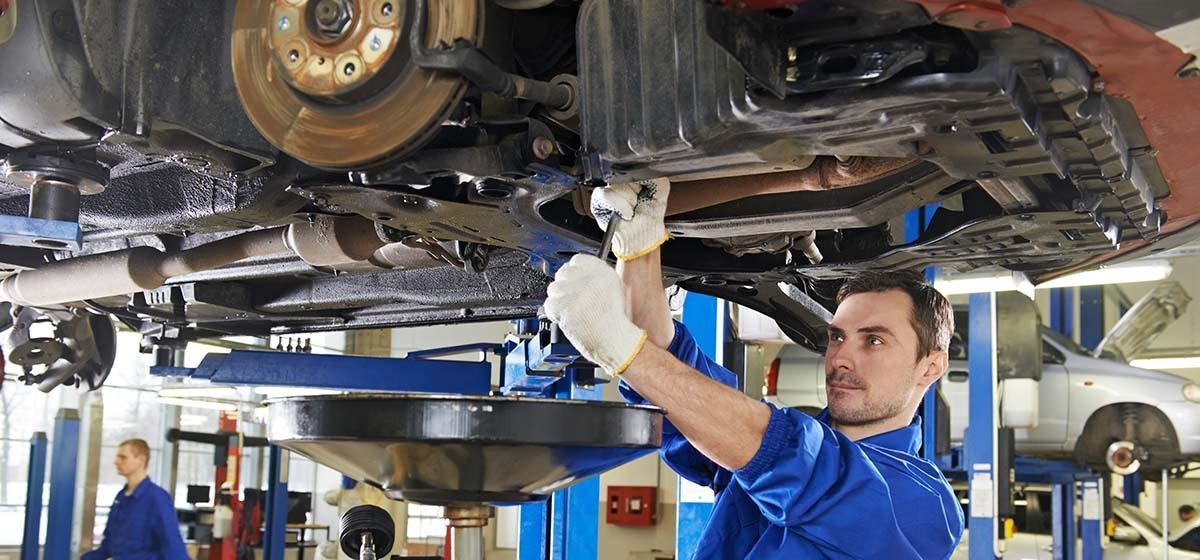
(0, 216, 454, 308)
(0, 228, 289, 307)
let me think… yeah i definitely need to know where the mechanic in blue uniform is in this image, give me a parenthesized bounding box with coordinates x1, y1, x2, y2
(544, 178, 964, 559)
(82, 438, 189, 560)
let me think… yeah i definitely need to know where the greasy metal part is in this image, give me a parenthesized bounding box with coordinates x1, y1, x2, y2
(285, 215, 387, 268)
(28, 180, 81, 223)
(359, 533, 376, 560)
(0, 228, 289, 307)
(976, 176, 1040, 211)
(270, 0, 398, 99)
(3, 149, 109, 195)
(267, 394, 663, 505)
(1, 307, 117, 392)
(447, 504, 492, 559)
(339, 504, 395, 560)
(232, 0, 482, 169)
(665, 156, 919, 216)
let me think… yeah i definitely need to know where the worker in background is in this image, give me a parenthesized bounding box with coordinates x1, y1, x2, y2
(544, 179, 964, 559)
(1177, 505, 1200, 551)
(82, 438, 189, 560)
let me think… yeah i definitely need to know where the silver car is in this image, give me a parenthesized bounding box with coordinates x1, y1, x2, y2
(768, 282, 1200, 472)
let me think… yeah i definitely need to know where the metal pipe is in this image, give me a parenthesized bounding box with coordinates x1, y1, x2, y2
(664, 156, 919, 216)
(450, 526, 484, 560)
(359, 532, 376, 560)
(1163, 468, 1169, 560)
(0, 228, 289, 307)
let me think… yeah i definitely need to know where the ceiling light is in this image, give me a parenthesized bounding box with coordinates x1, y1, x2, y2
(1037, 260, 1172, 289)
(934, 260, 1172, 295)
(1129, 356, 1200, 371)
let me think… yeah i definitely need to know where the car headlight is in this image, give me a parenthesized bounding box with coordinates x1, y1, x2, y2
(1184, 383, 1200, 404)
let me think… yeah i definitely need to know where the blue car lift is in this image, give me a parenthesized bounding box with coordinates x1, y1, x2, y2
(20, 432, 48, 560)
(153, 318, 623, 560)
(947, 292, 1104, 560)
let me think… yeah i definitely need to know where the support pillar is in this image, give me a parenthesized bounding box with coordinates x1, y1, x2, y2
(21, 432, 48, 560)
(45, 409, 81, 560)
(966, 293, 1000, 560)
(263, 446, 290, 560)
(1080, 479, 1103, 560)
(1051, 482, 1077, 560)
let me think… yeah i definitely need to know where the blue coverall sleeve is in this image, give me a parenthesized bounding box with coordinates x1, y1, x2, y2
(149, 489, 190, 560)
(619, 321, 738, 489)
(734, 406, 958, 559)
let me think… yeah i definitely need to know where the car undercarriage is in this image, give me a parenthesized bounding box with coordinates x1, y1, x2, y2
(1, 0, 1198, 392)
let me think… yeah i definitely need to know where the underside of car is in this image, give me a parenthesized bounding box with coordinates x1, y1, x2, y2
(1, 0, 1199, 393)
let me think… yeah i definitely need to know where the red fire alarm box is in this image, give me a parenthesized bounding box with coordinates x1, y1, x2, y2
(606, 485, 657, 526)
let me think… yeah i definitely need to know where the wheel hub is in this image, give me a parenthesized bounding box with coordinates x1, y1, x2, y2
(233, 0, 483, 169)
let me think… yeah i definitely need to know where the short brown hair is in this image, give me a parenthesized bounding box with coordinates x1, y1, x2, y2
(119, 438, 151, 463)
(836, 270, 954, 360)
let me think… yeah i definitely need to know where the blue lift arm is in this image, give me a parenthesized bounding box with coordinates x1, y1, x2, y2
(151, 348, 493, 395)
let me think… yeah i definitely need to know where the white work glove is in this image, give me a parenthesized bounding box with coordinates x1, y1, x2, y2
(590, 178, 670, 261)
(544, 254, 649, 375)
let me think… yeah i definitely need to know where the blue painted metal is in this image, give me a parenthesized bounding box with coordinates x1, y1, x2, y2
(44, 409, 80, 560)
(150, 349, 491, 395)
(1123, 473, 1140, 506)
(1051, 482, 1077, 560)
(20, 432, 48, 560)
(516, 366, 604, 560)
(518, 500, 550, 560)
(263, 446, 289, 560)
(502, 335, 587, 396)
(966, 293, 999, 560)
(1078, 286, 1104, 351)
(1049, 288, 1075, 338)
(921, 381, 940, 462)
(676, 292, 722, 560)
(405, 342, 504, 359)
(1080, 479, 1104, 560)
(0, 214, 83, 250)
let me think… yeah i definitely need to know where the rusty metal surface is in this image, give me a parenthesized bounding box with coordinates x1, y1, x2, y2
(231, 0, 483, 169)
(665, 156, 920, 216)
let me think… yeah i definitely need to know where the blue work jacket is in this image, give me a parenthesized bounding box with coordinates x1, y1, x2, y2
(621, 321, 964, 559)
(82, 477, 189, 560)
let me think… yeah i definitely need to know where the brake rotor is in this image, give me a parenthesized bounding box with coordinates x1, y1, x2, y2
(232, 0, 482, 169)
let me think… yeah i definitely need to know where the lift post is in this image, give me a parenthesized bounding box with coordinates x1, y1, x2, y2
(507, 320, 606, 560)
(966, 292, 1001, 560)
(20, 432, 48, 560)
(675, 293, 724, 560)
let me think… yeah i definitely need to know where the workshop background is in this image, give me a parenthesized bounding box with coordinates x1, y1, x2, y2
(3, 243, 1199, 559)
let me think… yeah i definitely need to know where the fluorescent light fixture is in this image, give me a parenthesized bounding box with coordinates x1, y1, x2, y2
(1037, 260, 1172, 289)
(1130, 356, 1200, 370)
(933, 270, 1032, 296)
(157, 396, 238, 411)
(252, 386, 341, 398)
(934, 260, 1172, 295)
(159, 385, 240, 399)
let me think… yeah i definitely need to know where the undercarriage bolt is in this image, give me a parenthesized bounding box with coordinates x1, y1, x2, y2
(314, 0, 354, 38)
(532, 137, 556, 160)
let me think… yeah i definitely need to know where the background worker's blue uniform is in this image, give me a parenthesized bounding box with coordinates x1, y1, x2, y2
(82, 477, 189, 560)
(621, 321, 964, 559)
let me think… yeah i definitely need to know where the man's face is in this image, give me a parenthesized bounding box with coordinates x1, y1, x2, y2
(1183, 510, 1196, 522)
(824, 289, 946, 427)
(113, 445, 146, 478)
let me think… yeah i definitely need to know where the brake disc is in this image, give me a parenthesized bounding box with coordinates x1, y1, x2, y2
(231, 0, 483, 169)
